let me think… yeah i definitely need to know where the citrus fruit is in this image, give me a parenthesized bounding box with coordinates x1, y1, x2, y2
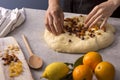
(95, 61, 115, 80)
(83, 51, 102, 71)
(41, 62, 69, 80)
(73, 65, 93, 80)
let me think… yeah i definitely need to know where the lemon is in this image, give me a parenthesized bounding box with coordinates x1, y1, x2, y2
(41, 62, 69, 80)
(95, 61, 115, 80)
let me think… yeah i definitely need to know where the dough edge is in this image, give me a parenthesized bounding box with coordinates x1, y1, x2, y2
(44, 23, 115, 54)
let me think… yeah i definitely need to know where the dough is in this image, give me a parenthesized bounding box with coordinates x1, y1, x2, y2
(44, 15, 115, 53)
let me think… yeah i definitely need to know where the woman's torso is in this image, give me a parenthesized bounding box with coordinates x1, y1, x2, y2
(62, 0, 120, 18)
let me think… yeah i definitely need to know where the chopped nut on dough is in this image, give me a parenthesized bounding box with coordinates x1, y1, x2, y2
(68, 39, 72, 42)
(97, 32, 102, 35)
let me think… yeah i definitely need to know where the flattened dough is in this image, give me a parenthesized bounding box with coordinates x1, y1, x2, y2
(44, 16, 115, 53)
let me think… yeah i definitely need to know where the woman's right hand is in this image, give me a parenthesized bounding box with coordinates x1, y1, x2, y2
(45, 4, 64, 35)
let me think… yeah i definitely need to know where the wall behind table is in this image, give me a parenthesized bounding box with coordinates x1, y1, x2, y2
(0, 0, 48, 9)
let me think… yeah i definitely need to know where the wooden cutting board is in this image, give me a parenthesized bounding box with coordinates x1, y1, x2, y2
(0, 37, 33, 80)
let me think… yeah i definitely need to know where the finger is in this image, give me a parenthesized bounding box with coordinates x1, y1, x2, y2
(45, 17, 52, 32)
(53, 13, 63, 35)
(48, 13, 57, 35)
(85, 9, 103, 28)
(85, 5, 100, 23)
(54, 18, 61, 33)
(60, 13, 64, 32)
(89, 14, 103, 28)
(100, 17, 108, 29)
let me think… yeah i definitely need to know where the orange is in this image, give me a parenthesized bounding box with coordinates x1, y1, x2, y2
(83, 51, 102, 71)
(73, 65, 93, 80)
(95, 61, 115, 80)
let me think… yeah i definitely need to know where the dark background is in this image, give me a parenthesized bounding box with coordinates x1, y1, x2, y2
(0, 0, 48, 9)
(0, 0, 64, 10)
(0, 0, 119, 18)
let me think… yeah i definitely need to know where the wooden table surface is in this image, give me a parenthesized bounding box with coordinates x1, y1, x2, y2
(8, 8, 120, 80)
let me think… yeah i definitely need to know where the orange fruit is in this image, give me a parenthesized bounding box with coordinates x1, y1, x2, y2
(83, 51, 102, 71)
(73, 65, 93, 80)
(95, 61, 115, 80)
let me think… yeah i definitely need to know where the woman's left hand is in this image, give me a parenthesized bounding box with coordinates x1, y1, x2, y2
(85, 0, 119, 28)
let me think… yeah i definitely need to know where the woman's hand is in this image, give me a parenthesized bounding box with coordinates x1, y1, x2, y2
(85, 0, 120, 28)
(45, 4, 64, 35)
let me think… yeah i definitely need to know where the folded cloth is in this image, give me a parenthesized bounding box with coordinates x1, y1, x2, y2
(0, 7, 25, 37)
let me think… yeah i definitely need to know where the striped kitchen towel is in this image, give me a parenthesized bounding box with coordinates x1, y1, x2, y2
(0, 7, 25, 37)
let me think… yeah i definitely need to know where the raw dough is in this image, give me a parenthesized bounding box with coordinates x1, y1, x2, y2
(44, 15, 115, 53)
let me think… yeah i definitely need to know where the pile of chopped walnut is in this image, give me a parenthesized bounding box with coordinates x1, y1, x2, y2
(0, 44, 23, 77)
